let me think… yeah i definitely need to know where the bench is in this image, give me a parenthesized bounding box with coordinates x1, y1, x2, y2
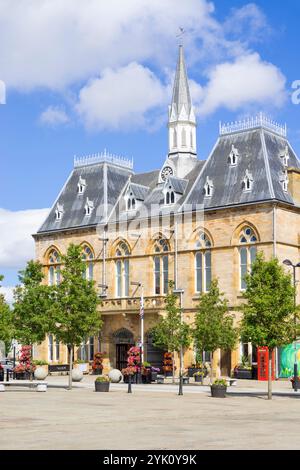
(0, 380, 47, 392)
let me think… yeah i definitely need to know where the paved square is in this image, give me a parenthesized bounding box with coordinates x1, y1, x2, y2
(1, 378, 300, 450)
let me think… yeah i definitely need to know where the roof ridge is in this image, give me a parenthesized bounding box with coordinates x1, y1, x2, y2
(260, 128, 275, 199)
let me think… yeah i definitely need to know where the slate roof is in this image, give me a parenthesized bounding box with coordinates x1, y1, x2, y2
(37, 126, 300, 236)
(183, 128, 300, 211)
(37, 162, 132, 233)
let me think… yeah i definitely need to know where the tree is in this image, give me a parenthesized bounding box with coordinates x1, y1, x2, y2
(51, 244, 102, 390)
(0, 275, 13, 355)
(12, 261, 52, 359)
(151, 281, 190, 383)
(193, 279, 238, 383)
(241, 253, 297, 400)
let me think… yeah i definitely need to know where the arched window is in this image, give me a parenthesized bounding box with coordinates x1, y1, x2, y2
(195, 232, 212, 293)
(82, 245, 94, 281)
(48, 249, 61, 286)
(126, 191, 136, 211)
(239, 226, 258, 290)
(153, 238, 169, 295)
(165, 185, 175, 205)
(115, 242, 130, 298)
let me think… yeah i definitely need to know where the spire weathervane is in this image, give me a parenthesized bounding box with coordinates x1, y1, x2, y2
(176, 27, 186, 45)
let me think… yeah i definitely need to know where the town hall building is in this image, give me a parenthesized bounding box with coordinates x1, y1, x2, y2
(33, 46, 300, 377)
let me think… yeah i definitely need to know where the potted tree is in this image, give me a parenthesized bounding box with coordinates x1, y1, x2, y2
(95, 375, 110, 392)
(193, 280, 238, 385)
(211, 379, 227, 398)
(241, 254, 297, 400)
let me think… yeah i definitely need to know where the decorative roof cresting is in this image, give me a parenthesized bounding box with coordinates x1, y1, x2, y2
(219, 112, 287, 138)
(74, 149, 133, 170)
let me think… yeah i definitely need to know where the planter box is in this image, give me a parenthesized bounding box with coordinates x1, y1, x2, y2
(15, 372, 31, 380)
(95, 381, 110, 392)
(93, 369, 103, 375)
(164, 371, 173, 377)
(234, 369, 252, 380)
(211, 385, 227, 398)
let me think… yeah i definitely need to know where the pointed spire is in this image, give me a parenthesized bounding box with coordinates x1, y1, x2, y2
(171, 45, 192, 119)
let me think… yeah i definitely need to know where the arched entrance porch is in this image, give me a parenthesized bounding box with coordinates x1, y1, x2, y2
(113, 328, 134, 371)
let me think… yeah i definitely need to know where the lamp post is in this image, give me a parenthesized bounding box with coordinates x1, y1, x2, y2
(283, 259, 300, 390)
(173, 288, 184, 396)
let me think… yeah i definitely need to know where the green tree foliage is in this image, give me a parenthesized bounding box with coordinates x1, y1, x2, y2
(241, 253, 297, 399)
(0, 275, 13, 354)
(13, 261, 52, 346)
(151, 281, 190, 381)
(51, 244, 102, 389)
(193, 279, 238, 381)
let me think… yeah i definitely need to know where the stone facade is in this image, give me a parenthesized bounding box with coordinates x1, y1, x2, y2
(33, 46, 300, 377)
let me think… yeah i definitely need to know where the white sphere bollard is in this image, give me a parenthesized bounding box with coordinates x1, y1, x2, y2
(34, 367, 48, 380)
(108, 369, 123, 383)
(72, 368, 83, 382)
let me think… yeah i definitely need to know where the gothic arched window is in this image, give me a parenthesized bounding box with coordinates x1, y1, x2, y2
(195, 232, 212, 293)
(115, 242, 130, 298)
(48, 249, 61, 286)
(153, 238, 169, 295)
(82, 244, 94, 281)
(239, 226, 258, 290)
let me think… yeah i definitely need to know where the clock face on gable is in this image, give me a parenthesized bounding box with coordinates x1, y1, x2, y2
(161, 166, 174, 182)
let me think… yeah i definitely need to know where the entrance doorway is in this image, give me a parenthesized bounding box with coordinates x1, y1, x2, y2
(113, 328, 134, 371)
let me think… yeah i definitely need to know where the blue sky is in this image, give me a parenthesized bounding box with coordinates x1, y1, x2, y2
(0, 0, 299, 296)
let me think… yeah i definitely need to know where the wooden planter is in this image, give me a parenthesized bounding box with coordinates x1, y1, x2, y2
(95, 381, 110, 392)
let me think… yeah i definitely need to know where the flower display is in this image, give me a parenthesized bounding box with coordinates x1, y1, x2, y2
(92, 352, 105, 371)
(13, 345, 36, 375)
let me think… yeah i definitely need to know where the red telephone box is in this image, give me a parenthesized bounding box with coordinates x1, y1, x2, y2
(257, 347, 275, 381)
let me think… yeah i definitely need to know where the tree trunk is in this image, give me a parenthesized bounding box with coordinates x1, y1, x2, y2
(68, 345, 73, 390)
(201, 349, 204, 385)
(30, 344, 33, 382)
(268, 349, 273, 400)
(210, 351, 213, 385)
(172, 351, 175, 384)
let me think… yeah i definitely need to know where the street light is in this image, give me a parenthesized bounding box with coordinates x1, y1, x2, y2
(283, 259, 300, 391)
(173, 288, 184, 396)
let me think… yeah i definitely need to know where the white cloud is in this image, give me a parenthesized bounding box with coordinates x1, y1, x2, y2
(0, 208, 49, 269)
(39, 106, 69, 126)
(199, 53, 287, 116)
(0, 0, 286, 128)
(0, 0, 212, 90)
(76, 62, 169, 131)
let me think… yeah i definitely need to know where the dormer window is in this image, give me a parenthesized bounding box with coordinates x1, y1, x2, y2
(127, 192, 136, 211)
(280, 171, 289, 192)
(78, 176, 86, 194)
(204, 177, 213, 198)
(280, 146, 290, 168)
(84, 198, 94, 216)
(55, 203, 64, 221)
(243, 170, 253, 192)
(229, 145, 239, 166)
(165, 186, 175, 205)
